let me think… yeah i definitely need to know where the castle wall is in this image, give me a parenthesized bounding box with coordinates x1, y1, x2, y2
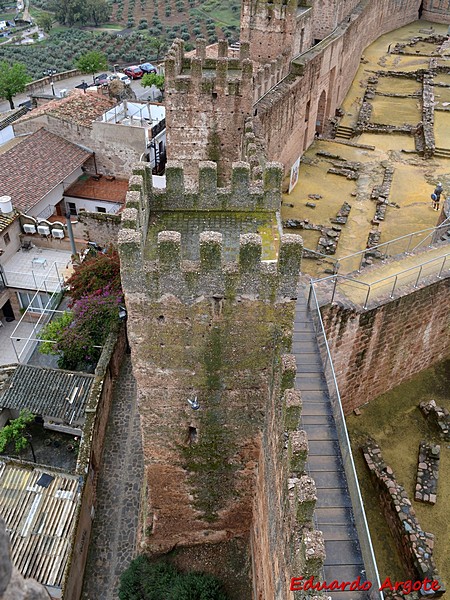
(421, 0, 450, 24)
(119, 171, 302, 545)
(254, 0, 421, 172)
(321, 277, 450, 414)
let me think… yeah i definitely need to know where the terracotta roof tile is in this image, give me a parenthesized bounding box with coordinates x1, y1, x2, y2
(16, 89, 116, 129)
(0, 128, 92, 213)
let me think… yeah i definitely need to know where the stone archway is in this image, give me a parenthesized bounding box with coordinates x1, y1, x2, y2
(316, 90, 327, 135)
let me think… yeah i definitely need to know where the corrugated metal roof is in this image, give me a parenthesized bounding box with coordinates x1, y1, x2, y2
(0, 461, 81, 589)
(0, 365, 94, 426)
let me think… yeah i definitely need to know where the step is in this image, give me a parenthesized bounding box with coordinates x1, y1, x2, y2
(301, 403, 333, 416)
(301, 414, 334, 425)
(314, 506, 355, 525)
(296, 362, 323, 374)
(300, 390, 331, 402)
(306, 454, 343, 471)
(322, 563, 367, 584)
(324, 539, 363, 565)
(308, 439, 341, 455)
(302, 424, 338, 441)
(316, 487, 352, 508)
(320, 523, 359, 541)
(313, 470, 347, 488)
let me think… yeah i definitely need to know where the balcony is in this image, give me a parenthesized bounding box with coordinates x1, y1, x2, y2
(1, 247, 73, 292)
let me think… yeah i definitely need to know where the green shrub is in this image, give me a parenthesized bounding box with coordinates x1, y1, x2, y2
(119, 558, 228, 600)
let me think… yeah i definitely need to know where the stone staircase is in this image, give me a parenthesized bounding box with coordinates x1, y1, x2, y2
(434, 147, 450, 159)
(335, 125, 354, 140)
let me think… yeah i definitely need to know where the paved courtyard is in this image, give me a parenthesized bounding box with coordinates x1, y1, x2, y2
(82, 356, 143, 600)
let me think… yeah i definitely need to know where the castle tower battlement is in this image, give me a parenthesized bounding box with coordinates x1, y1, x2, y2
(164, 39, 254, 186)
(129, 160, 281, 213)
(119, 227, 302, 302)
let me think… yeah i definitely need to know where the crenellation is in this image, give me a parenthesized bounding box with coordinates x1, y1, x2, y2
(120, 229, 302, 302)
(136, 160, 282, 212)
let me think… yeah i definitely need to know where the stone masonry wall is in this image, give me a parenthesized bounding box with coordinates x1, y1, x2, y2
(421, 0, 450, 24)
(321, 277, 450, 414)
(254, 0, 421, 173)
(240, 0, 309, 66)
(164, 39, 253, 186)
(311, 0, 361, 41)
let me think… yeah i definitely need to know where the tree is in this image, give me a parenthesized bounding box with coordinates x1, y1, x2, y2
(141, 73, 165, 98)
(85, 0, 111, 26)
(40, 287, 122, 370)
(0, 410, 36, 462)
(50, 0, 88, 26)
(150, 37, 166, 61)
(36, 13, 54, 34)
(0, 61, 31, 110)
(76, 50, 108, 83)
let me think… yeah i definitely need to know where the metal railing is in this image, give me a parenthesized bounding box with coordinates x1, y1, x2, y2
(313, 252, 450, 309)
(308, 282, 382, 599)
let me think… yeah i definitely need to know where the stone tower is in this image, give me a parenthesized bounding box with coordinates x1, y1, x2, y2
(118, 161, 326, 595)
(240, 0, 306, 64)
(164, 39, 253, 186)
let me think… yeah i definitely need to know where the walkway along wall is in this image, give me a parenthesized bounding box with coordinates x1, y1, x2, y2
(254, 0, 422, 172)
(321, 277, 450, 415)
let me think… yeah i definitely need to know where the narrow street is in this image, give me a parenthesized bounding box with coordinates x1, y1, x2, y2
(82, 356, 144, 600)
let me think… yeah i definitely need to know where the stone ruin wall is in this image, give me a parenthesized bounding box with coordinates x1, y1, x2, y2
(254, 0, 423, 174)
(421, 0, 450, 24)
(118, 162, 329, 596)
(321, 277, 450, 415)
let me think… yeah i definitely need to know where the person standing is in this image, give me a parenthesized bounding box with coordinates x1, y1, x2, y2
(433, 182, 444, 211)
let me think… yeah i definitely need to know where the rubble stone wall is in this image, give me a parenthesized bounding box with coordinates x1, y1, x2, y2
(362, 440, 443, 593)
(321, 277, 450, 414)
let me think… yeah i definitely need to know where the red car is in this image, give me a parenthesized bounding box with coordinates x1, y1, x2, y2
(123, 66, 143, 79)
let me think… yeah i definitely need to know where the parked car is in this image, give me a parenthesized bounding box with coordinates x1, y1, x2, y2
(93, 73, 109, 86)
(108, 73, 131, 86)
(139, 62, 157, 74)
(123, 66, 143, 79)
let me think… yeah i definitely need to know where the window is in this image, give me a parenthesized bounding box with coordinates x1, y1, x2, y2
(96, 207, 106, 213)
(67, 202, 77, 216)
(17, 292, 53, 313)
(3, 232, 10, 245)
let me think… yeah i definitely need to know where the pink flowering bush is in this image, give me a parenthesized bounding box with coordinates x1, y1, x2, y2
(41, 285, 123, 370)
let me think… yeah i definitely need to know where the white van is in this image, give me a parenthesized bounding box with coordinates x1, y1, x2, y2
(108, 73, 131, 86)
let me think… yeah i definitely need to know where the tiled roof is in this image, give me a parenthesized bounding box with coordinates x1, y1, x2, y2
(0, 364, 94, 426)
(17, 88, 116, 128)
(0, 460, 80, 589)
(0, 209, 19, 234)
(0, 128, 92, 213)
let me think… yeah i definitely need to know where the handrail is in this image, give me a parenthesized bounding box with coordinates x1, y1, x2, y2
(308, 282, 382, 599)
(332, 223, 450, 274)
(313, 252, 450, 309)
